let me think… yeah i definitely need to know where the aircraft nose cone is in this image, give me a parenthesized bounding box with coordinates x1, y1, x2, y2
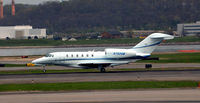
(32, 57, 50, 65)
(32, 58, 44, 64)
(32, 59, 40, 64)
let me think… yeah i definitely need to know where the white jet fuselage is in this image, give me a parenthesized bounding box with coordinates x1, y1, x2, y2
(32, 33, 174, 71)
(32, 49, 149, 68)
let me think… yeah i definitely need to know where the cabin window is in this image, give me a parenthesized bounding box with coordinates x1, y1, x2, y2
(71, 54, 73, 57)
(66, 54, 68, 57)
(45, 54, 54, 57)
(82, 54, 84, 57)
(86, 54, 89, 57)
(76, 54, 78, 57)
(91, 54, 94, 57)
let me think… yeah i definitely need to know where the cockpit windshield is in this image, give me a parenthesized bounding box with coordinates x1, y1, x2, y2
(45, 54, 54, 57)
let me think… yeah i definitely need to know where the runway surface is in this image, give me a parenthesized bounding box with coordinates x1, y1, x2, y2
(0, 89, 200, 103)
(1, 63, 200, 71)
(0, 69, 200, 84)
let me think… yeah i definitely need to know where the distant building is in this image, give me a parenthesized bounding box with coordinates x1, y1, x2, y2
(46, 35, 53, 39)
(0, 25, 46, 39)
(131, 30, 165, 38)
(101, 31, 123, 39)
(62, 37, 68, 41)
(69, 38, 77, 41)
(177, 21, 200, 36)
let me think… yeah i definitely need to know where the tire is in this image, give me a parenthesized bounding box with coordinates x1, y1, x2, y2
(145, 64, 152, 68)
(100, 68, 106, 73)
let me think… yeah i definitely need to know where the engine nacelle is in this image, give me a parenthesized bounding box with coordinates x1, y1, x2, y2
(105, 49, 136, 58)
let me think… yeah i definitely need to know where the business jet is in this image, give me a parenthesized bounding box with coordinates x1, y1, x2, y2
(28, 33, 174, 72)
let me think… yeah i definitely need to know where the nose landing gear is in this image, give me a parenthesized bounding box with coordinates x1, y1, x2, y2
(42, 65, 46, 73)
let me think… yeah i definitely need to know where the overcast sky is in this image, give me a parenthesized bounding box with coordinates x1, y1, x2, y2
(3, 0, 64, 5)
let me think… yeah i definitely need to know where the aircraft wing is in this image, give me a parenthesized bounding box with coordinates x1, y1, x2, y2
(78, 61, 129, 68)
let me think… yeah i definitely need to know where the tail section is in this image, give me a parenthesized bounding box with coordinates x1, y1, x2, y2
(131, 33, 174, 54)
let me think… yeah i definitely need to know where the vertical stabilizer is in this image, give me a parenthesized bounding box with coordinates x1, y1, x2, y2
(131, 33, 174, 54)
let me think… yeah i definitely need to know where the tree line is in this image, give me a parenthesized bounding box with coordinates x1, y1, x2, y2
(0, 0, 200, 34)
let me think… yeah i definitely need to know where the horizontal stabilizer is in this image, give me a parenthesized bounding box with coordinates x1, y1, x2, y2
(150, 33, 174, 40)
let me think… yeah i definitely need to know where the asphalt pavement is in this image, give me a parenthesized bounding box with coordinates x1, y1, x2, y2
(0, 69, 200, 84)
(0, 89, 200, 103)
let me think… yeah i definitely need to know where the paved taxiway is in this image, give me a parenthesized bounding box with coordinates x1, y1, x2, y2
(0, 89, 200, 103)
(1, 63, 200, 71)
(0, 70, 200, 84)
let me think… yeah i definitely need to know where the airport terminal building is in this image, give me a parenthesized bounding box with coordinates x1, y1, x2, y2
(0, 25, 46, 39)
(177, 21, 200, 36)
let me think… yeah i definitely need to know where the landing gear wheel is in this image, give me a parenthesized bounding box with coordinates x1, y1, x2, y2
(42, 65, 46, 73)
(145, 64, 152, 69)
(100, 68, 105, 73)
(98, 65, 106, 73)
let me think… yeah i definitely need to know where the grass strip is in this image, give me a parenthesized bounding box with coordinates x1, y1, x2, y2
(0, 36, 199, 46)
(0, 81, 198, 92)
(5, 64, 27, 67)
(1, 67, 200, 75)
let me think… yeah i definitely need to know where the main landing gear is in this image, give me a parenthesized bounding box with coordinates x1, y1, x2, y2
(145, 64, 152, 69)
(98, 65, 106, 73)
